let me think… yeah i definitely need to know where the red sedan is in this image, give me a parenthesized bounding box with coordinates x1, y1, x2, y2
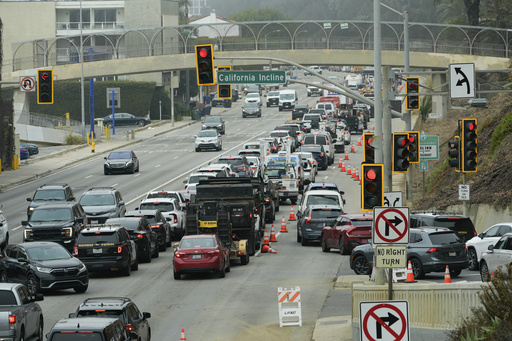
(321, 214, 372, 255)
(173, 234, 230, 279)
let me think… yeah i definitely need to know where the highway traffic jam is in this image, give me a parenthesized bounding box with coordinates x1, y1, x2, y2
(0, 66, 502, 340)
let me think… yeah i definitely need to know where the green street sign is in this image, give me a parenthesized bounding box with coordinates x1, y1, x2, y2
(340, 23, 349, 29)
(419, 135, 439, 160)
(217, 71, 286, 84)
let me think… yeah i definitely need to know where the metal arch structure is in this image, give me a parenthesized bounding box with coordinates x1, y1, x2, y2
(8, 20, 512, 72)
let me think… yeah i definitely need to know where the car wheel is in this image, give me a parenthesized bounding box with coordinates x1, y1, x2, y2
(195, 147, 200, 152)
(226, 259, 231, 273)
(353, 255, 371, 275)
(297, 228, 302, 243)
(0, 271, 7, 283)
(275, 200, 280, 212)
(130, 166, 135, 174)
(122, 259, 131, 276)
(450, 268, 462, 278)
(104, 169, 109, 175)
(26, 274, 40, 295)
(137, 120, 146, 127)
(480, 260, 491, 282)
(37, 320, 43, 341)
(1, 233, 8, 250)
(321, 235, 330, 252)
(240, 254, 249, 265)
(468, 248, 479, 271)
(159, 240, 167, 252)
(17, 327, 24, 341)
(301, 234, 308, 246)
(290, 199, 297, 205)
(106, 122, 113, 128)
(339, 236, 349, 255)
(74, 284, 88, 293)
(144, 243, 152, 263)
(219, 262, 226, 278)
(410, 258, 424, 279)
(135, 164, 139, 172)
(174, 270, 181, 280)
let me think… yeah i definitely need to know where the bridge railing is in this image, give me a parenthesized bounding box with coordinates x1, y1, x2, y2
(16, 111, 82, 133)
(9, 20, 512, 72)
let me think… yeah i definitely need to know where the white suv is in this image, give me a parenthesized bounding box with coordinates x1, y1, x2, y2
(194, 129, 222, 152)
(137, 198, 185, 239)
(0, 206, 9, 249)
(244, 92, 261, 106)
(466, 223, 512, 271)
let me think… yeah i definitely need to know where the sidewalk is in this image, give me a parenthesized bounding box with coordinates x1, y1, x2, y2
(0, 117, 198, 191)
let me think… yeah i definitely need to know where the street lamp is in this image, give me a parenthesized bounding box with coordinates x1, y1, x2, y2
(264, 30, 281, 50)
(294, 30, 308, 49)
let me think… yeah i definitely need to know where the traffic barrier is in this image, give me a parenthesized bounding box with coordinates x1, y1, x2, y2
(277, 286, 302, 327)
(406, 260, 416, 283)
(280, 216, 288, 233)
(351, 143, 355, 153)
(289, 206, 296, 221)
(444, 265, 452, 283)
(263, 230, 269, 247)
(346, 163, 351, 175)
(344, 150, 349, 160)
(341, 160, 345, 172)
(270, 225, 277, 242)
(338, 156, 343, 168)
(263, 245, 277, 253)
(357, 137, 362, 146)
(180, 328, 186, 341)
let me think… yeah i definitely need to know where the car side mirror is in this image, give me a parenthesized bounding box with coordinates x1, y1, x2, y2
(340, 191, 345, 195)
(104, 157, 107, 160)
(193, 135, 197, 139)
(21, 221, 28, 226)
(478, 233, 484, 239)
(26, 198, 32, 202)
(143, 312, 151, 319)
(488, 244, 494, 251)
(68, 313, 76, 318)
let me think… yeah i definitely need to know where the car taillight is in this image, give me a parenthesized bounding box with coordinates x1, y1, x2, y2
(9, 315, 15, 324)
(320, 153, 324, 157)
(151, 225, 160, 229)
(125, 324, 134, 331)
(137, 234, 144, 239)
(208, 250, 220, 254)
(264, 198, 270, 203)
(117, 245, 123, 253)
(426, 247, 442, 253)
(305, 218, 313, 224)
(73, 246, 78, 255)
(345, 227, 356, 235)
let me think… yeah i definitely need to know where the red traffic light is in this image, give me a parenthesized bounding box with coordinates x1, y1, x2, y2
(199, 48, 208, 58)
(364, 169, 377, 181)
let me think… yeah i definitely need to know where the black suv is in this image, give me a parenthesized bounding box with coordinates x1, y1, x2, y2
(124, 209, 169, 252)
(47, 317, 133, 341)
(68, 297, 151, 341)
(75, 224, 138, 276)
(26, 183, 75, 219)
(217, 155, 252, 177)
(79, 187, 126, 224)
(292, 104, 309, 121)
(410, 212, 477, 243)
(22, 202, 87, 251)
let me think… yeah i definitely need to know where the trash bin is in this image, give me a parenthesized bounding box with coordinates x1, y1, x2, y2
(204, 96, 211, 105)
(191, 109, 199, 120)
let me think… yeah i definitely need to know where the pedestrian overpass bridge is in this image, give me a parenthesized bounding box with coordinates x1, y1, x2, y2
(5, 20, 512, 81)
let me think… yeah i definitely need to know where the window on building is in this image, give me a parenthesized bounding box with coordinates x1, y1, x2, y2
(95, 9, 116, 28)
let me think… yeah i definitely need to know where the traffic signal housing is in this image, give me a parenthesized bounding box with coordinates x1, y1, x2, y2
(37, 69, 54, 104)
(448, 136, 461, 171)
(408, 131, 420, 163)
(461, 118, 477, 172)
(405, 77, 420, 110)
(392, 132, 410, 173)
(361, 163, 384, 212)
(363, 132, 375, 163)
(195, 44, 215, 86)
(217, 66, 232, 99)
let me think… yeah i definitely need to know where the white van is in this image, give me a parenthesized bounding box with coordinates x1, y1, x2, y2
(279, 89, 298, 111)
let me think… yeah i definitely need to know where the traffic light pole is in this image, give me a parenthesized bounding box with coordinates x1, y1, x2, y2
(383, 66, 392, 192)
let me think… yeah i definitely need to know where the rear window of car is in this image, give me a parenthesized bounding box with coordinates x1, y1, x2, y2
(77, 310, 123, 319)
(306, 195, 340, 206)
(428, 232, 462, 244)
(140, 202, 175, 212)
(303, 114, 321, 121)
(50, 333, 103, 341)
(312, 209, 342, 219)
(349, 219, 373, 226)
(146, 192, 179, 200)
(304, 136, 327, 145)
(433, 218, 474, 232)
(218, 158, 244, 166)
(79, 231, 118, 243)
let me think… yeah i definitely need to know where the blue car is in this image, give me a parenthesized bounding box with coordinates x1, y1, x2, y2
(20, 147, 29, 160)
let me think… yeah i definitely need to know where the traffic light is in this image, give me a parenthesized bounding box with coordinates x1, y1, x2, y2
(448, 136, 461, 171)
(408, 131, 420, 163)
(363, 132, 375, 163)
(461, 118, 477, 172)
(405, 77, 420, 110)
(195, 44, 215, 86)
(37, 69, 54, 104)
(217, 66, 232, 99)
(392, 132, 410, 173)
(361, 163, 384, 212)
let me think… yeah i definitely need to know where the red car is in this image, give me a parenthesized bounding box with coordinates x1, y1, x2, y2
(173, 234, 230, 279)
(320, 214, 372, 255)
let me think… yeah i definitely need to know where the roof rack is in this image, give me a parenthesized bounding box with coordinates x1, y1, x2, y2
(39, 183, 69, 187)
(87, 187, 115, 191)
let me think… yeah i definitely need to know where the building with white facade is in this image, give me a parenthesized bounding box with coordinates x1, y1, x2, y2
(189, 9, 239, 39)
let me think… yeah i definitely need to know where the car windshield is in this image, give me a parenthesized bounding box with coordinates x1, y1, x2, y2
(280, 93, 294, 100)
(30, 208, 73, 222)
(27, 244, 71, 261)
(80, 194, 115, 206)
(140, 202, 175, 212)
(188, 175, 212, 184)
(197, 130, 217, 137)
(204, 117, 221, 123)
(306, 195, 340, 206)
(50, 333, 104, 341)
(108, 151, 131, 159)
(247, 93, 259, 98)
(268, 92, 279, 96)
(33, 189, 66, 201)
(244, 102, 260, 109)
(180, 237, 215, 248)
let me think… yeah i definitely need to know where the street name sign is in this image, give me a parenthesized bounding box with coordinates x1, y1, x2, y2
(217, 71, 286, 84)
(373, 207, 410, 245)
(360, 301, 410, 341)
(375, 245, 407, 268)
(419, 135, 439, 160)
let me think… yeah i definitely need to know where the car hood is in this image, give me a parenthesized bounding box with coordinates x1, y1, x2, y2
(105, 158, 132, 163)
(33, 257, 84, 268)
(27, 220, 74, 228)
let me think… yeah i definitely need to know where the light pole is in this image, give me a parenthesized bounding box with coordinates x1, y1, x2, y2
(264, 30, 280, 50)
(80, 0, 85, 140)
(294, 30, 308, 50)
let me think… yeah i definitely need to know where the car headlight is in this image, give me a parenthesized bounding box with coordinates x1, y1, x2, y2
(36, 266, 52, 274)
(202, 124, 207, 129)
(78, 263, 87, 272)
(63, 227, 73, 237)
(28, 207, 35, 212)
(217, 124, 222, 128)
(126, 161, 133, 166)
(24, 229, 33, 239)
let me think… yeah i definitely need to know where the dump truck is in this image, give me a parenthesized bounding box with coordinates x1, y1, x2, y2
(185, 177, 265, 264)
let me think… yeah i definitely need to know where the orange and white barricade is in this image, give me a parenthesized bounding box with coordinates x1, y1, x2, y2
(277, 286, 302, 327)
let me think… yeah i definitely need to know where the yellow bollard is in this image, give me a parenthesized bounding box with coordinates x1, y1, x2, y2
(91, 141, 96, 153)
(0, 159, 2, 174)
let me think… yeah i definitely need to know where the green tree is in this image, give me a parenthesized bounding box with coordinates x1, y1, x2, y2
(229, 6, 290, 22)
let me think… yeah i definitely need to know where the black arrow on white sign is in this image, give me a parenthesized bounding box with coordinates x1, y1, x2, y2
(384, 216, 403, 236)
(376, 312, 400, 338)
(455, 67, 470, 94)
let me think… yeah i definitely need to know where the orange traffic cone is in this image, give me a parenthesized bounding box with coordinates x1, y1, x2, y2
(341, 160, 346, 172)
(351, 143, 355, 153)
(406, 261, 416, 283)
(338, 156, 343, 168)
(352, 166, 356, 178)
(491, 271, 495, 281)
(289, 206, 296, 221)
(444, 265, 452, 283)
(280, 216, 288, 233)
(344, 150, 349, 160)
(354, 168, 359, 181)
(180, 328, 186, 341)
(262, 245, 277, 254)
(357, 137, 362, 146)
(262, 230, 269, 247)
(346, 163, 351, 175)
(270, 225, 277, 242)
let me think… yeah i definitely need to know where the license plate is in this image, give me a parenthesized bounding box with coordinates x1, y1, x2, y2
(91, 220, 98, 224)
(93, 248, 102, 254)
(449, 252, 456, 256)
(192, 254, 201, 260)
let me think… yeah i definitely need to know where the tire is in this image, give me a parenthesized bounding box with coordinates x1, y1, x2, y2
(321, 235, 330, 252)
(450, 268, 462, 278)
(0, 271, 7, 282)
(219, 263, 226, 278)
(468, 248, 479, 271)
(106, 122, 113, 128)
(353, 255, 371, 275)
(410, 258, 424, 279)
(174, 270, 181, 280)
(297, 228, 302, 243)
(1, 233, 8, 250)
(290, 198, 297, 205)
(104, 169, 109, 175)
(131, 257, 139, 271)
(130, 166, 135, 174)
(143, 242, 152, 263)
(240, 254, 249, 265)
(153, 244, 159, 258)
(301, 235, 308, 246)
(195, 148, 200, 152)
(17, 327, 24, 341)
(275, 200, 280, 212)
(226, 260, 231, 273)
(122, 259, 131, 276)
(37, 319, 43, 341)
(480, 260, 491, 282)
(159, 240, 167, 252)
(137, 120, 146, 127)
(74, 284, 88, 293)
(26, 274, 40, 296)
(339, 236, 349, 255)
(135, 164, 139, 172)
